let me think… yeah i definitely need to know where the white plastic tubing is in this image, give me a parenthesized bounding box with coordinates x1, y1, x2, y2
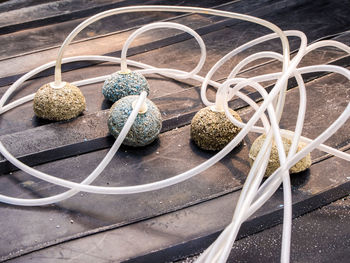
(0, 5, 350, 263)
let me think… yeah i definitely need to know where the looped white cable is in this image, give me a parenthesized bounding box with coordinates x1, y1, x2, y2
(0, 6, 349, 263)
(120, 22, 206, 79)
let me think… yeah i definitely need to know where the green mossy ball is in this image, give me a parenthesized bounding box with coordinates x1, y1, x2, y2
(108, 95, 162, 147)
(249, 134, 312, 177)
(102, 71, 150, 102)
(33, 82, 86, 121)
(190, 106, 242, 151)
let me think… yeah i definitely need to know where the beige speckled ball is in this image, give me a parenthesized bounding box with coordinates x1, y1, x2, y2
(33, 82, 86, 121)
(190, 106, 242, 151)
(249, 134, 312, 177)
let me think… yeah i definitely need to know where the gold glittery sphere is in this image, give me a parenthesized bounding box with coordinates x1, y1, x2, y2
(249, 134, 312, 177)
(190, 106, 242, 151)
(33, 82, 86, 121)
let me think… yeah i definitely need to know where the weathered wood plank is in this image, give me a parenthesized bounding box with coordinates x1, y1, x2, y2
(0, 0, 122, 29)
(0, 123, 249, 260)
(3, 148, 350, 262)
(0, 0, 234, 61)
(2, 0, 350, 83)
(1, 62, 349, 260)
(0, 0, 232, 35)
(124, 154, 350, 263)
(1, 24, 349, 135)
(0, 0, 56, 13)
(1, 41, 349, 174)
(1, 1, 350, 261)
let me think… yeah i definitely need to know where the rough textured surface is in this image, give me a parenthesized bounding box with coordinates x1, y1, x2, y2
(102, 70, 150, 102)
(33, 82, 86, 121)
(249, 134, 312, 177)
(179, 197, 350, 263)
(2, 1, 350, 261)
(108, 95, 162, 146)
(190, 106, 242, 151)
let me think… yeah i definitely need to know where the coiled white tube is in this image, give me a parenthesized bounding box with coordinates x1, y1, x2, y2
(50, 5, 290, 88)
(120, 21, 206, 79)
(0, 91, 147, 205)
(0, 5, 349, 263)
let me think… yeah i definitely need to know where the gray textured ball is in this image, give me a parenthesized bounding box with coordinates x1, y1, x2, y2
(33, 82, 86, 121)
(102, 71, 150, 102)
(108, 95, 162, 147)
(249, 134, 312, 177)
(191, 106, 242, 151)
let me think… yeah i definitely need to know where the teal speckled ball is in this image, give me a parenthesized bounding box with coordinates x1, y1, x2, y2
(108, 95, 162, 147)
(102, 70, 150, 102)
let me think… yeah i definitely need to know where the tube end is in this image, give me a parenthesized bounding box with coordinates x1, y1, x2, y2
(132, 99, 148, 114)
(50, 81, 67, 89)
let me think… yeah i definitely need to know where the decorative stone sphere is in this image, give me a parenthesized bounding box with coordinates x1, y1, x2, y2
(190, 106, 242, 151)
(108, 95, 162, 147)
(249, 134, 312, 177)
(102, 70, 150, 102)
(33, 82, 86, 121)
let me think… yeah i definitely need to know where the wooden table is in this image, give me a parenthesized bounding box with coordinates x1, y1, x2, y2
(0, 0, 349, 262)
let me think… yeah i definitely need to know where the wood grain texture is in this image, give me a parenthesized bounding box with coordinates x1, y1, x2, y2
(0, 0, 350, 262)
